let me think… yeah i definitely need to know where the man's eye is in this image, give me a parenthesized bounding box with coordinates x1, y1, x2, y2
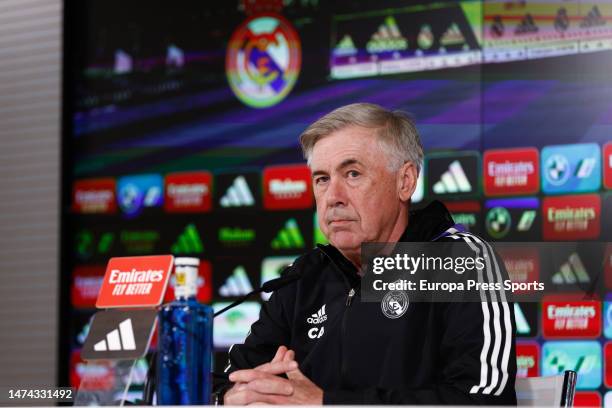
(347, 170, 360, 178)
(315, 176, 329, 184)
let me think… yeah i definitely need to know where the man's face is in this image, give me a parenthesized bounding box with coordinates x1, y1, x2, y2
(310, 126, 404, 256)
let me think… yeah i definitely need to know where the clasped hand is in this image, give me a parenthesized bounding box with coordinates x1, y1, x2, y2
(224, 346, 323, 405)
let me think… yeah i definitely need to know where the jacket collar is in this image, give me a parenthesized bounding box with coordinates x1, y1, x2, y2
(317, 200, 455, 279)
(399, 200, 456, 242)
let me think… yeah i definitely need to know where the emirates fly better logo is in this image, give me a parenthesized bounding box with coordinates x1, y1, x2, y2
(96, 256, 173, 308)
(483, 148, 539, 196)
(73, 178, 117, 214)
(542, 297, 601, 338)
(542, 194, 600, 240)
(164, 171, 212, 212)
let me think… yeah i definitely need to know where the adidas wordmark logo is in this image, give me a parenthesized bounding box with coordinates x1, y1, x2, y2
(219, 266, 253, 297)
(93, 318, 136, 352)
(220, 176, 255, 207)
(307, 304, 327, 339)
(432, 160, 472, 194)
(307, 304, 327, 325)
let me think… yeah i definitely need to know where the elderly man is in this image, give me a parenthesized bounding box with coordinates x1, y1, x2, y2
(217, 103, 516, 405)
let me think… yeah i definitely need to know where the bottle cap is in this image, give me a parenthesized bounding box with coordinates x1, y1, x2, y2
(174, 257, 199, 299)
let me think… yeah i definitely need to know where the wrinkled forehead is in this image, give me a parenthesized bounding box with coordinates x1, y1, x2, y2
(309, 126, 385, 170)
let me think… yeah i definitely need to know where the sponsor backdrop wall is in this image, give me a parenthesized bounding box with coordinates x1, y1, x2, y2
(63, 0, 612, 404)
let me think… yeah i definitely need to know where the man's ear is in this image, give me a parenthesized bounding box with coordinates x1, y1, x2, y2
(397, 162, 417, 203)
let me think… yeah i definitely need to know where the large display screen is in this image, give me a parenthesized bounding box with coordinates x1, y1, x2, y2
(63, 0, 612, 404)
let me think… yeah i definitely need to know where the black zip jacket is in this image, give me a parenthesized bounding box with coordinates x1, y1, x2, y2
(217, 201, 517, 405)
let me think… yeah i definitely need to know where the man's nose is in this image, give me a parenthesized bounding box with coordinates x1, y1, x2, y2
(325, 177, 347, 207)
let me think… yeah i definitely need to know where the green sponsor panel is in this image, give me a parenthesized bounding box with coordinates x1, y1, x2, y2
(172, 223, 204, 254)
(271, 218, 305, 250)
(120, 230, 160, 254)
(218, 227, 255, 245)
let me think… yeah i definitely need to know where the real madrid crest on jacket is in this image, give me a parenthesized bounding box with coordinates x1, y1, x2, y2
(216, 201, 517, 405)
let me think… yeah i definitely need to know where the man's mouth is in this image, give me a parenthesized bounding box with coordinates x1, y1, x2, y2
(328, 219, 353, 225)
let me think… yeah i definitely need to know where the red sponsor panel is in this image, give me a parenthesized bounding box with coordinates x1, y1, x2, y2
(444, 200, 481, 213)
(542, 295, 601, 338)
(72, 178, 117, 214)
(542, 195, 600, 240)
(164, 171, 212, 212)
(263, 164, 313, 210)
(497, 246, 539, 288)
(72, 266, 106, 308)
(574, 392, 602, 407)
(604, 142, 611, 190)
(606, 343, 612, 388)
(96, 255, 173, 308)
(70, 350, 114, 390)
(163, 260, 212, 304)
(484, 148, 539, 196)
(516, 342, 539, 377)
(606, 243, 612, 289)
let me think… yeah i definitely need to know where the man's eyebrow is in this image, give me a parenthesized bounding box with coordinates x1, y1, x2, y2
(337, 158, 362, 170)
(311, 169, 327, 178)
(311, 158, 364, 178)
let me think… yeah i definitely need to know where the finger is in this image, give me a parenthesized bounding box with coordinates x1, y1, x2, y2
(271, 345, 288, 363)
(282, 349, 295, 362)
(226, 389, 283, 406)
(234, 383, 248, 392)
(286, 365, 305, 381)
(247, 359, 297, 376)
(225, 388, 267, 406)
(254, 346, 289, 372)
(246, 377, 294, 396)
(258, 360, 298, 374)
(252, 359, 299, 376)
(229, 361, 298, 383)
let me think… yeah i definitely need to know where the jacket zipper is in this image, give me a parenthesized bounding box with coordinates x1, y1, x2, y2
(340, 286, 358, 385)
(317, 247, 359, 387)
(346, 288, 355, 306)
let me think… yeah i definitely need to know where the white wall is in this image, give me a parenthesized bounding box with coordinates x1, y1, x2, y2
(0, 0, 61, 386)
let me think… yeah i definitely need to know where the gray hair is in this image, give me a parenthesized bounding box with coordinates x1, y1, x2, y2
(299, 103, 424, 174)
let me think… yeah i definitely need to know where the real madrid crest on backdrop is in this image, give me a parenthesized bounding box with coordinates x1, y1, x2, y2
(226, 0, 302, 108)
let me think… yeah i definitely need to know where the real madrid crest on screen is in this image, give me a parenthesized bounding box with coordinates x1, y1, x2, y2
(226, 0, 302, 108)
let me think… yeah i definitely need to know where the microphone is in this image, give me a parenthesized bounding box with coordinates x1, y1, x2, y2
(213, 270, 302, 317)
(260, 271, 302, 292)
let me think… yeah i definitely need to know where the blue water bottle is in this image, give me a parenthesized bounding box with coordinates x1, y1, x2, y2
(157, 257, 213, 405)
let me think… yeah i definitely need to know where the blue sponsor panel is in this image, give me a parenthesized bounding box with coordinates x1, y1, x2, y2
(116, 174, 164, 217)
(542, 341, 602, 390)
(605, 299, 612, 339)
(541, 143, 601, 194)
